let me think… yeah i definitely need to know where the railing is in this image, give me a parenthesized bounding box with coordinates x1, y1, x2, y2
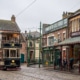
(1, 40, 21, 48)
(2, 40, 20, 44)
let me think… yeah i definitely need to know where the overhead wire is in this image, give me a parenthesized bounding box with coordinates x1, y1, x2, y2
(16, 0, 80, 31)
(16, 0, 36, 17)
(67, 0, 80, 11)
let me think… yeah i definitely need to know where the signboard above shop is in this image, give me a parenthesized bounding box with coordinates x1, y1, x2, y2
(71, 31, 80, 37)
(42, 46, 54, 51)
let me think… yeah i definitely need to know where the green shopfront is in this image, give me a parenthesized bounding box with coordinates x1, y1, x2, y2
(42, 47, 54, 66)
(42, 46, 61, 67)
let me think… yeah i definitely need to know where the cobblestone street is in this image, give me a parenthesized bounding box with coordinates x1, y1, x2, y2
(0, 64, 80, 80)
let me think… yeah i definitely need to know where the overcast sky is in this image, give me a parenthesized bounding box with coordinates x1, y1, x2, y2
(0, 0, 80, 32)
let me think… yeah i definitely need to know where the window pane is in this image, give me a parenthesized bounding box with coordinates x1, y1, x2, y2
(64, 18, 67, 24)
(17, 49, 20, 57)
(58, 20, 63, 26)
(5, 49, 9, 57)
(10, 50, 16, 57)
(48, 36, 54, 45)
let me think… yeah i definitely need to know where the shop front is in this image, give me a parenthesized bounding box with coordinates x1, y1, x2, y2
(55, 36, 80, 73)
(42, 46, 61, 67)
(42, 46, 54, 66)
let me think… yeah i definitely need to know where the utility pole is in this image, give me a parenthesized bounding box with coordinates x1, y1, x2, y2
(27, 31, 30, 66)
(39, 22, 41, 68)
(34, 35, 35, 64)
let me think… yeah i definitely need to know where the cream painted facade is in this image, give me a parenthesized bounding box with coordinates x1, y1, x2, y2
(35, 42, 39, 60)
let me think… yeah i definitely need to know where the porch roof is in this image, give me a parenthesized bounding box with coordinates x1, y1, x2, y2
(56, 36, 80, 46)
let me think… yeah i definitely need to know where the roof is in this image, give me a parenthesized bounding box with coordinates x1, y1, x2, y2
(20, 33, 26, 42)
(0, 20, 20, 32)
(74, 9, 80, 15)
(69, 9, 80, 19)
(21, 31, 40, 41)
(56, 36, 80, 46)
(24, 31, 40, 38)
(29, 31, 40, 38)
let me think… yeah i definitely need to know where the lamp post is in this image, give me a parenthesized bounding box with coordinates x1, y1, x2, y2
(39, 22, 41, 68)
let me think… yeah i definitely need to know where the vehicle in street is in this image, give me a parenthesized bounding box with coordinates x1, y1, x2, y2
(0, 48, 21, 70)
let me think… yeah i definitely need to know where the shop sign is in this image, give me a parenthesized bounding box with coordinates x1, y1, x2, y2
(43, 48, 49, 50)
(43, 47, 53, 50)
(71, 31, 80, 37)
(49, 47, 53, 50)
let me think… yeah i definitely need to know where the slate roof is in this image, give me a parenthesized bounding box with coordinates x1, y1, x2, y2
(0, 20, 20, 32)
(21, 31, 40, 41)
(24, 31, 40, 38)
(20, 33, 27, 42)
(69, 9, 80, 18)
(28, 31, 40, 38)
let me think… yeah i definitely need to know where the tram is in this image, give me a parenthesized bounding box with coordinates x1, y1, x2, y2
(0, 32, 22, 70)
(0, 48, 21, 70)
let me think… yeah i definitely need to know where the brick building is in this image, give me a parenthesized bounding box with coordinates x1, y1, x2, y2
(42, 17, 68, 66)
(20, 31, 40, 64)
(57, 9, 80, 73)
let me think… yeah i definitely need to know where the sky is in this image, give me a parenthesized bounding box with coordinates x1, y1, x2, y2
(0, 0, 80, 33)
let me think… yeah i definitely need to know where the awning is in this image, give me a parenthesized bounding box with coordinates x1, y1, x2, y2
(56, 36, 80, 46)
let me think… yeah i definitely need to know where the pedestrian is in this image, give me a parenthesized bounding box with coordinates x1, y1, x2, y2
(58, 56, 61, 68)
(63, 58, 67, 69)
(69, 57, 74, 69)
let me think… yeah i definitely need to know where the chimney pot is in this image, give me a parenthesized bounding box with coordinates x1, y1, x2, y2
(11, 15, 15, 22)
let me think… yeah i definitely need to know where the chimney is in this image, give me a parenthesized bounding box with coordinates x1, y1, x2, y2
(25, 30, 27, 34)
(62, 12, 67, 19)
(62, 11, 74, 19)
(11, 15, 15, 22)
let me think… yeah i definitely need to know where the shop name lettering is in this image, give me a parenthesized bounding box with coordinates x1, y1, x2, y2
(71, 32, 80, 36)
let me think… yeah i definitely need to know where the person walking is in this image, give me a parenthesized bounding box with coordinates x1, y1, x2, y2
(69, 57, 74, 69)
(63, 58, 67, 69)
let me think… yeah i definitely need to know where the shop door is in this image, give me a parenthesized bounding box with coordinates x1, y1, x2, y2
(54, 49, 61, 66)
(21, 54, 24, 63)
